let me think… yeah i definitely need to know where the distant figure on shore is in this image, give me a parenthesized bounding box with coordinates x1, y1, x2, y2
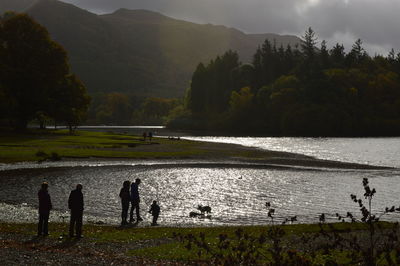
(38, 182, 52, 236)
(68, 184, 84, 238)
(148, 132, 153, 142)
(149, 200, 160, 226)
(119, 180, 131, 225)
(130, 178, 143, 223)
(142, 132, 147, 141)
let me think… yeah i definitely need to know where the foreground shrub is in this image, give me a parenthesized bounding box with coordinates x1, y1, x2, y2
(317, 178, 400, 265)
(175, 178, 400, 265)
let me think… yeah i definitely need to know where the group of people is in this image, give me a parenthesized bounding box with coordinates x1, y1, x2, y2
(119, 178, 160, 226)
(142, 131, 153, 141)
(37, 178, 161, 238)
(37, 182, 83, 238)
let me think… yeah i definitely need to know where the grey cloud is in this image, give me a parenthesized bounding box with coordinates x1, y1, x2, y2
(60, 0, 399, 54)
(301, 0, 400, 54)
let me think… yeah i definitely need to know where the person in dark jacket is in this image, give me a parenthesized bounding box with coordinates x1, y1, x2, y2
(68, 184, 84, 238)
(129, 178, 142, 223)
(149, 200, 160, 226)
(38, 182, 52, 236)
(119, 180, 131, 225)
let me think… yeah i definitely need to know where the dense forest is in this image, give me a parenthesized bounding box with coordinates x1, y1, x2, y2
(168, 28, 400, 136)
(86, 93, 179, 126)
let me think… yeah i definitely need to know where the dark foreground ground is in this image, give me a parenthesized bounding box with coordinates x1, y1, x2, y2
(1, 221, 400, 265)
(0, 231, 181, 265)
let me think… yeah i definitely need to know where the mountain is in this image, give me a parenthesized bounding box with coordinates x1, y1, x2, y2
(0, 0, 301, 97)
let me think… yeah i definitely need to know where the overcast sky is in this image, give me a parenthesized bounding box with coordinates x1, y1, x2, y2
(60, 0, 399, 55)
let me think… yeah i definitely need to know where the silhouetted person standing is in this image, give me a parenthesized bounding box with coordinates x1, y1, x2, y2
(130, 178, 142, 223)
(148, 132, 153, 142)
(38, 182, 52, 236)
(119, 180, 131, 225)
(68, 184, 84, 238)
(149, 200, 160, 226)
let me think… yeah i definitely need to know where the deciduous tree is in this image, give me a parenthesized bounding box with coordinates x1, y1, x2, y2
(0, 13, 69, 129)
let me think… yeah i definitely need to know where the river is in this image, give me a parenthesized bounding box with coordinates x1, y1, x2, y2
(1, 130, 399, 226)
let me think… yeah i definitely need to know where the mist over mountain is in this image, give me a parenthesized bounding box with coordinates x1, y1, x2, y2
(0, 0, 36, 13)
(1, 0, 301, 97)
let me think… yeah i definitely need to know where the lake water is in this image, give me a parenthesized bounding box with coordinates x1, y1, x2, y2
(180, 136, 400, 168)
(1, 133, 400, 226)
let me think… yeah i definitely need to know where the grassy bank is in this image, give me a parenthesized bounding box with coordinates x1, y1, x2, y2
(1, 222, 398, 264)
(0, 129, 274, 163)
(0, 129, 389, 170)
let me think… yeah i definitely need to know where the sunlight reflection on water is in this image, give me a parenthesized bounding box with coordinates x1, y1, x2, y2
(0, 164, 399, 226)
(180, 137, 400, 167)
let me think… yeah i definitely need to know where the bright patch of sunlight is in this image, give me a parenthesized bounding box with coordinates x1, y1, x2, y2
(295, 0, 321, 15)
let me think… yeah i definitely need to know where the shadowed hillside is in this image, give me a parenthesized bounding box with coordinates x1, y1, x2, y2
(1, 0, 301, 97)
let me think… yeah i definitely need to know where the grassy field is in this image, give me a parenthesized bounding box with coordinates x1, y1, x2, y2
(0, 129, 194, 163)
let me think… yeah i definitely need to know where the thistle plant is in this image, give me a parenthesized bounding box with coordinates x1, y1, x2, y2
(318, 178, 400, 265)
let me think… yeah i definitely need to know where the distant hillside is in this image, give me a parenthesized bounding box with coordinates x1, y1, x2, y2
(1, 0, 301, 97)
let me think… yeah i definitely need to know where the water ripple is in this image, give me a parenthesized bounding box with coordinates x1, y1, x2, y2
(0, 165, 399, 226)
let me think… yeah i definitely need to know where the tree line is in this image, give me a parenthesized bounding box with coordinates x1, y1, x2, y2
(0, 12, 90, 132)
(168, 28, 400, 136)
(87, 93, 179, 126)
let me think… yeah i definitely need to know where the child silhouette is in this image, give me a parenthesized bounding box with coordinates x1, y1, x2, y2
(149, 200, 160, 226)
